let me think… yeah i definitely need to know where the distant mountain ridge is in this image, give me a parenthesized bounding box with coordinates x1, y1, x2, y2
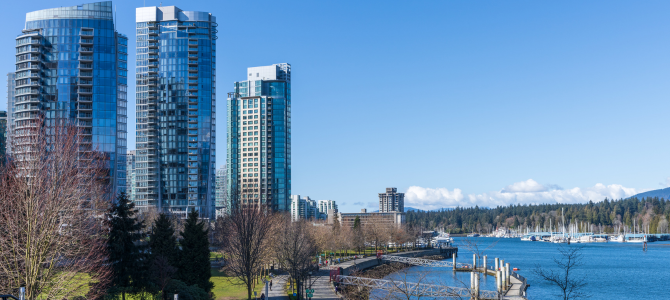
(630, 187, 670, 200)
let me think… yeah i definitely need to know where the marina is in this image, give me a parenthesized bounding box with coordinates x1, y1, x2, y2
(391, 237, 670, 300)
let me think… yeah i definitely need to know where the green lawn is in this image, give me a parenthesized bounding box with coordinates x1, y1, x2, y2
(211, 269, 268, 300)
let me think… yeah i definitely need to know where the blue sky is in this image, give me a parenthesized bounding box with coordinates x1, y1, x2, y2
(1, 1, 669, 212)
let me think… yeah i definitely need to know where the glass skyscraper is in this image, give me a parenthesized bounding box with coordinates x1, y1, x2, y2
(126, 150, 136, 201)
(135, 6, 217, 219)
(6, 73, 15, 155)
(227, 64, 291, 211)
(13, 1, 127, 196)
(215, 165, 227, 218)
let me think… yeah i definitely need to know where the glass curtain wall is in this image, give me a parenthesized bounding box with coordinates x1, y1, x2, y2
(14, 1, 126, 197)
(136, 7, 217, 219)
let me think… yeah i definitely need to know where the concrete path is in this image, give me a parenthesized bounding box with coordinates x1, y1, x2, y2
(307, 270, 341, 300)
(503, 275, 525, 298)
(267, 274, 289, 300)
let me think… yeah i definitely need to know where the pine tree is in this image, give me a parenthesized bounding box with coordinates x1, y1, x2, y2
(178, 210, 213, 293)
(149, 213, 179, 265)
(353, 216, 361, 230)
(107, 193, 147, 300)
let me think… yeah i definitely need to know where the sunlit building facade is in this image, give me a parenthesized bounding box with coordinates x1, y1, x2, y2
(13, 1, 128, 196)
(227, 64, 291, 212)
(135, 6, 217, 219)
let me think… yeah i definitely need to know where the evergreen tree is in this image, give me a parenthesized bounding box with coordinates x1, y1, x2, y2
(107, 193, 147, 300)
(149, 213, 179, 265)
(178, 210, 213, 293)
(353, 216, 361, 230)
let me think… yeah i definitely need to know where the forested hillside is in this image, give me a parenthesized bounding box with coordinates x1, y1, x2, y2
(406, 197, 670, 234)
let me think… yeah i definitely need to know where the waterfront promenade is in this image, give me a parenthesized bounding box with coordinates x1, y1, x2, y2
(320, 249, 528, 300)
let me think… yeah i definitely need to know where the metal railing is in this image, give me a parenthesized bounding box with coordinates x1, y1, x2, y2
(380, 255, 472, 269)
(510, 272, 528, 297)
(336, 275, 499, 299)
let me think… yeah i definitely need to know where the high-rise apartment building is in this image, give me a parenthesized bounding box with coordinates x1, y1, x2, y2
(318, 200, 338, 217)
(6, 73, 15, 155)
(215, 165, 227, 218)
(379, 187, 404, 213)
(290, 195, 317, 221)
(14, 1, 128, 196)
(135, 6, 217, 219)
(0, 111, 6, 159)
(227, 64, 291, 211)
(126, 150, 136, 201)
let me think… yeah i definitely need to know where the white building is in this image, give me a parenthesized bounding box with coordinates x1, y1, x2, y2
(290, 195, 318, 221)
(318, 200, 338, 219)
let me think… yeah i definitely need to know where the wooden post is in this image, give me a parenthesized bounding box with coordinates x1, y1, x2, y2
(495, 257, 499, 271)
(506, 263, 511, 287)
(453, 253, 457, 271)
(475, 272, 480, 300)
(473, 253, 476, 270)
(496, 270, 502, 293)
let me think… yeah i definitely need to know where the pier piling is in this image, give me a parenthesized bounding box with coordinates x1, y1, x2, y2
(473, 254, 476, 269)
(483, 255, 487, 272)
(495, 257, 499, 271)
(505, 263, 510, 288)
(453, 254, 456, 271)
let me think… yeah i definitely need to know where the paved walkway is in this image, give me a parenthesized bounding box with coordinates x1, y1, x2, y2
(503, 275, 525, 298)
(307, 270, 341, 300)
(267, 274, 289, 300)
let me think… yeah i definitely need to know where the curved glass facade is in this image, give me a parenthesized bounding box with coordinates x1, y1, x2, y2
(135, 6, 217, 219)
(13, 1, 127, 196)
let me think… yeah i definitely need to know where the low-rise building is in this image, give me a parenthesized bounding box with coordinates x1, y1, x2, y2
(338, 209, 405, 228)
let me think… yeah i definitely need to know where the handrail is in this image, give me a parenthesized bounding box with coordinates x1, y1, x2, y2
(0, 295, 19, 300)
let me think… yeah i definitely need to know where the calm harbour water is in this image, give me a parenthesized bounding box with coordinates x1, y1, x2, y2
(380, 237, 670, 300)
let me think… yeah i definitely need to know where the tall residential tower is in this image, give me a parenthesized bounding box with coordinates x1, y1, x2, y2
(14, 1, 128, 195)
(227, 64, 291, 211)
(135, 6, 217, 219)
(378, 187, 404, 213)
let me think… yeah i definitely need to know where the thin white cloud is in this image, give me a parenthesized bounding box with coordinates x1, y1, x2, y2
(405, 179, 642, 211)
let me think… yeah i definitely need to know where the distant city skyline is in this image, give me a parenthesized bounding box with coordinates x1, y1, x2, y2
(1, 0, 669, 213)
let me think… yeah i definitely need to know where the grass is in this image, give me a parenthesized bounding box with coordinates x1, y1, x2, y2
(211, 269, 269, 300)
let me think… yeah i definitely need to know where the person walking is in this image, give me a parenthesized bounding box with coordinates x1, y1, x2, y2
(270, 280, 273, 290)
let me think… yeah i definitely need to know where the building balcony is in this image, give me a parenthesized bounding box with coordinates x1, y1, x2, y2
(15, 81, 39, 88)
(78, 96, 92, 102)
(79, 55, 93, 62)
(78, 79, 93, 86)
(77, 112, 92, 119)
(27, 72, 40, 78)
(148, 49, 158, 54)
(148, 37, 158, 42)
(80, 29, 94, 37)
(148, 29, 159, 36)
(78, 88, 93, 94)
(78, 63, 93, 70)
(148, 42, 159, 48)
(79, 46, 93, 53)
(78, 71, 93, 78)
(188, 73, 198, 79)
(187, 47, 198, 53)
(15, 88, 40, 96)
(148, 67, 158, 74)
(148, 55, 159, 61)
(78, 104, 93, 111)
(188, 60, 198, 65)
(188, 85, 198, 91)
(79, 38, 94, 45)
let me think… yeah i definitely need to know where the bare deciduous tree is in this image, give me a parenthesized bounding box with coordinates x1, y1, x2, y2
(219, 207, 276, 300)
(532, 246, 589, 300)
(364, 215, 394, 252)
(0, 121, 112, 299)
(275, 218, 317, 300)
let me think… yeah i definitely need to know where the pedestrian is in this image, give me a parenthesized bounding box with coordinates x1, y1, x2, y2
(270, 280, 273, 290)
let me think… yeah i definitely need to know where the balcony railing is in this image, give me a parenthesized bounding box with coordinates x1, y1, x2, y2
(80, 38, 93, 44)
